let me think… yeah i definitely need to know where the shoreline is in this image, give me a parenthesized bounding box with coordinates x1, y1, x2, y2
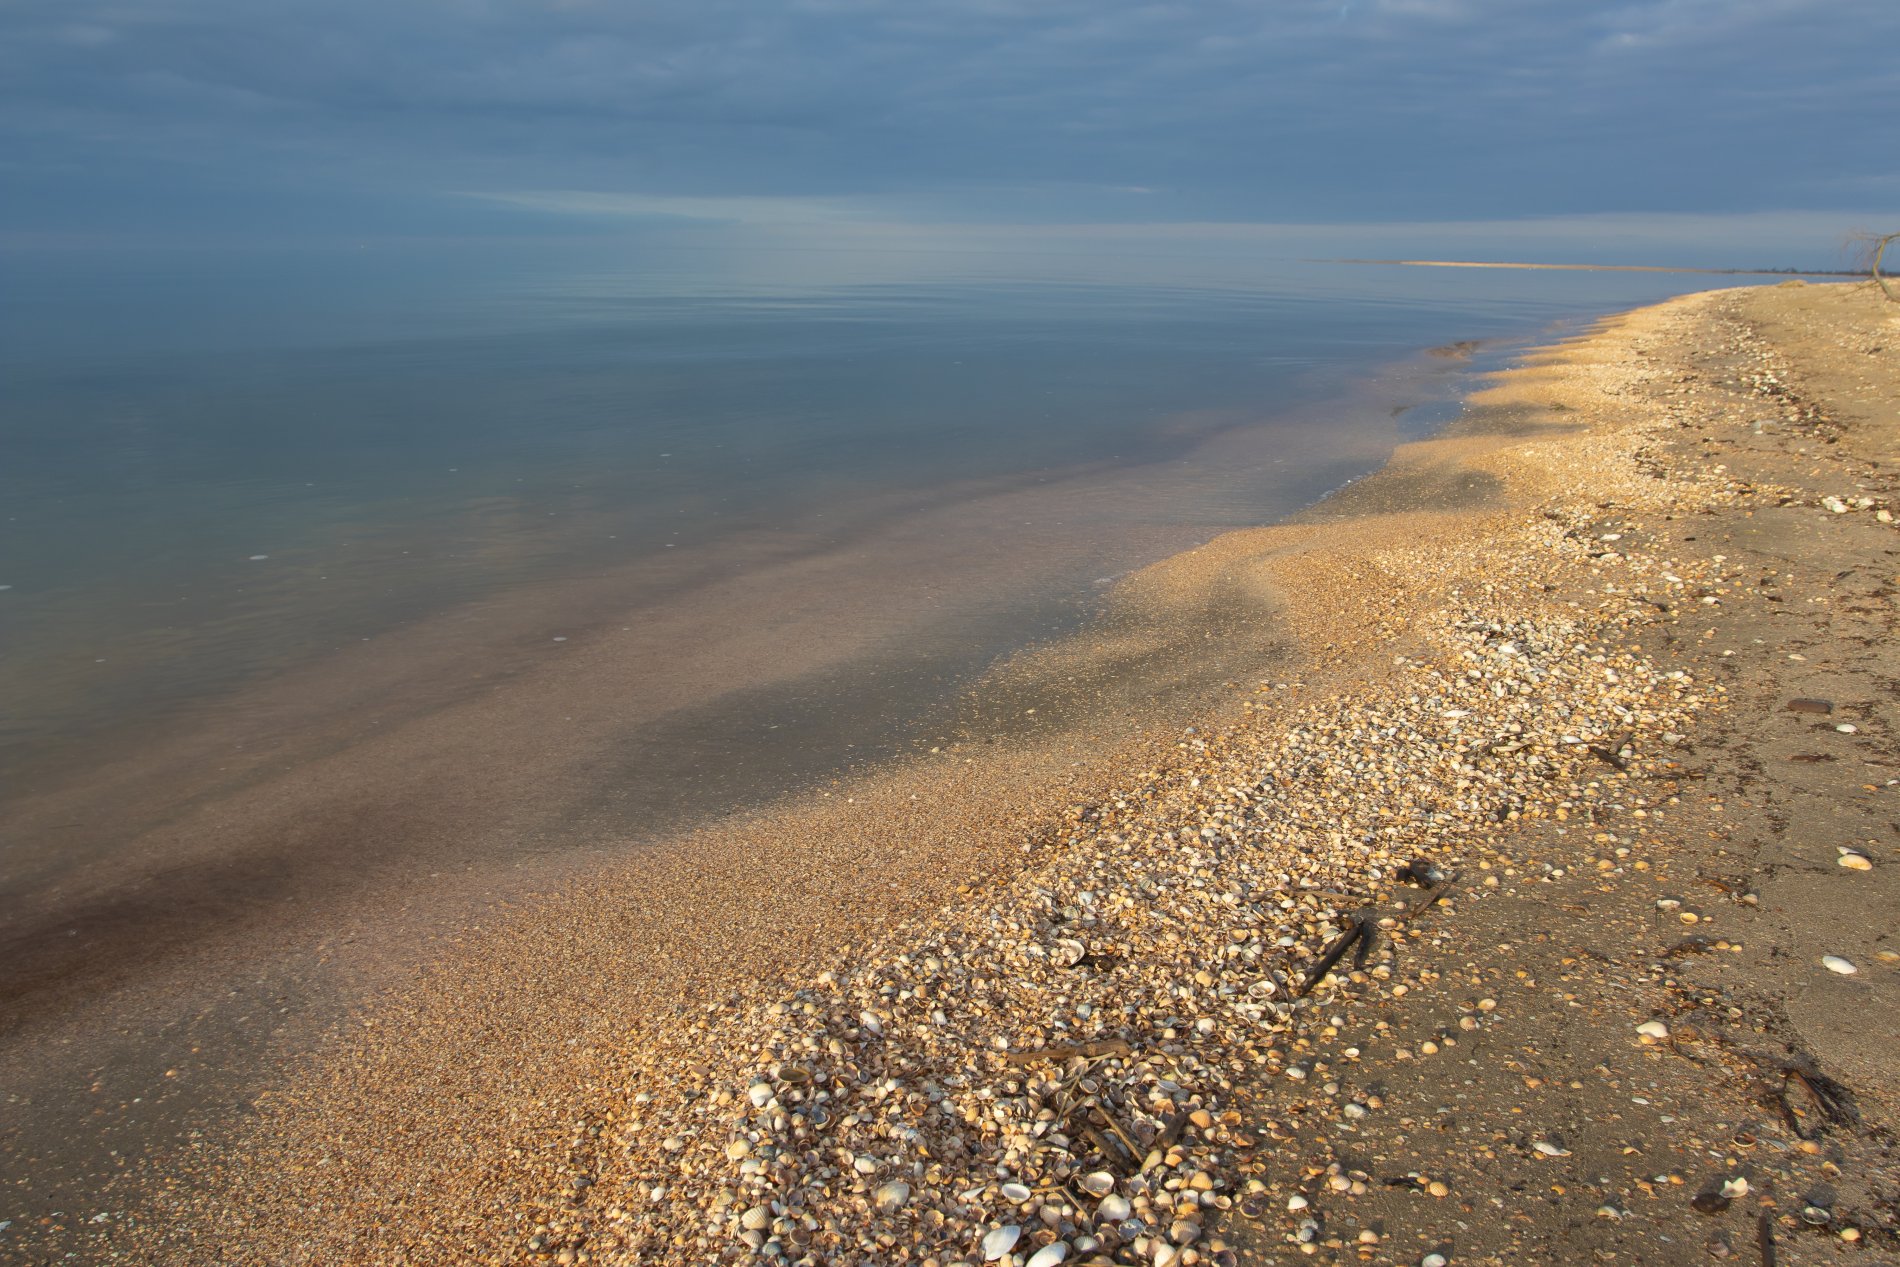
(0, 334, 1483, 1248)
(1326, 259, 1859, 277)
(36, 281, 1900, 1264)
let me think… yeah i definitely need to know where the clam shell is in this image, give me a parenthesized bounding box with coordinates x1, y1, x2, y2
(1080, 1172, 1115, 1197)
(982, 1225, 1022, 1260)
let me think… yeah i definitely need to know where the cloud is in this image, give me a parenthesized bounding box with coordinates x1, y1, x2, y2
(464, 190, 881, 224)
(1, 0, 1895, 232)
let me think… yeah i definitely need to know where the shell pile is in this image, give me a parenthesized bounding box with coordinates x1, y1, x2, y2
(562, 604, 1717, 1267)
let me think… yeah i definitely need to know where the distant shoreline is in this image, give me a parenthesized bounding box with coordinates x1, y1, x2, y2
(1323, 257, 1860, 277)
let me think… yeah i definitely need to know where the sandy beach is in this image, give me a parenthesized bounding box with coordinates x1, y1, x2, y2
(23, 280, 1898, 1266)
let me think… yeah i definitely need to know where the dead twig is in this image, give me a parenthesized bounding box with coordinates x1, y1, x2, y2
(1004, 1038, 1134, 1066)
(1298, 916, 1370, 997)
(1399, 874, 1460, 925)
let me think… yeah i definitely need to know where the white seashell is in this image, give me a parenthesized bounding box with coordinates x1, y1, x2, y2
(1823, 955, 1858, 975)
(982, 1225, 1022, 1260)
(1050, 938, 1087, 967)
(747, 1082, 773, 1107)
(1097, 1194, 1132, 1222)
(1636, 1021, 1669, 1041)
(858, 1011, 884, 1036)
(1080, 1172, 1115, 1197)
(1000, 1181, 1031, 1203)
(874, 1181, 910, 1214)
(1721, 1177, 1749, 1199)
(1026, 1244, 1069, 1267)
(1286, 1194, 1309, 1211)
(1532, 1140, 1571, 1157)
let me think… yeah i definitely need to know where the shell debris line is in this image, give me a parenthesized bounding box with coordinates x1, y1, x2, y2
(520, 298, 1750, 1266)
(582, 615, 1714, 1267)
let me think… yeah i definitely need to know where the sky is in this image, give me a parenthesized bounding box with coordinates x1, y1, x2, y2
(2, 0, 1896, 260)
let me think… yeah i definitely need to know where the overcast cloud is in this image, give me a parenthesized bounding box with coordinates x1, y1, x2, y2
(2, 0, 1894, 241)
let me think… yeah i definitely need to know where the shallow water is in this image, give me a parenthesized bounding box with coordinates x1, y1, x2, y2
(0, 242, 1721, 1228)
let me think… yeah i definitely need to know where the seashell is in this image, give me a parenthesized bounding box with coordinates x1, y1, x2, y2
(982, 1224, 1022, 1260)
(747, 1082, 773, 1107)
(1050, 938, 1088, 968)
(1000, 1181, 1032, 1203)
(1801, 1205, 1832, 1226)
(1837, 849, 1872, 870)
(859, 1011, 884, 1036)
(776, 1064, 812, 1085)
(1026, 1244, 1069, 1267)
(1822, 955, 1858, 975)
(1080, 1172, 1116, 1197)
(1097, 1194, 1132, 1222)
(1720, 1177, 1748, 1199)
(1531, 1140, 1571, 1157)
(1636, 1020, 1669, 1041)
(873, 1181, 910, 1215)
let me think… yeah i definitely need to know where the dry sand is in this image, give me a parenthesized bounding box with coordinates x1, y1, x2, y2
(18, 281, 1898, 1266)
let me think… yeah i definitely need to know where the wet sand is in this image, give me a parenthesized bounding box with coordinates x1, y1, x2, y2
(17, 282, 1899, 1265)
(0, 351, 1464, 1253)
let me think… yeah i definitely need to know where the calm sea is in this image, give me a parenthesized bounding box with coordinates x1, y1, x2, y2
(0, 245, 1709, 797)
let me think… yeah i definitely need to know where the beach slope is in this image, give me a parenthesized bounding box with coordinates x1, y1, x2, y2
(119, 280, 1900, 1267)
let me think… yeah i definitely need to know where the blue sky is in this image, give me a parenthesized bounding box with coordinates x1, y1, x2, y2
(2, 0, 1895, 257)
